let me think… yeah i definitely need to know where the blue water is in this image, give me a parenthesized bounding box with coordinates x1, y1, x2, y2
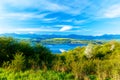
(44, 44, 87, 53)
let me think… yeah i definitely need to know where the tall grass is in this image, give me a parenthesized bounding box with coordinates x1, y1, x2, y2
(0, 68, 74, 80)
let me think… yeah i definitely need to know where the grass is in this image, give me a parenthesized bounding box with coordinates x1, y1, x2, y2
(0, 68, 74, 80)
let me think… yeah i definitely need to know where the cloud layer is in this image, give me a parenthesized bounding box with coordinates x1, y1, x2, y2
(103, 4, 120, 18)
(0, 0, 120, 35)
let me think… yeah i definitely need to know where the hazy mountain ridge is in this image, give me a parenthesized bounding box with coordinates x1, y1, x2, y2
(0, 33, 120, 40)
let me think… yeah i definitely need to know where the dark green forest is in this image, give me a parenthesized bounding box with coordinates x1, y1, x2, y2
(0, 37, 120, 80)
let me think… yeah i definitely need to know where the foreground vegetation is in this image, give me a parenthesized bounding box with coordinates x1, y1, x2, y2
(0, 68, 73, 80)
(0, 37, 120, 80)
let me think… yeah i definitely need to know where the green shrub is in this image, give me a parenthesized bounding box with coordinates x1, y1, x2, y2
(8, 52, 25, 71)
(88, 75, 98, 80)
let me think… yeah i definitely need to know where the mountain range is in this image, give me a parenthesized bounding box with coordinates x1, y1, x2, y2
(0, 33, 120, 40)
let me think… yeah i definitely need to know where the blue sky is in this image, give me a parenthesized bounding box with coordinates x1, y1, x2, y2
(0, 0, 120, 35)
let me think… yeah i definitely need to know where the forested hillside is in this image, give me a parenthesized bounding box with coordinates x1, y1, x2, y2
(0, 37, 120, 80)
(40, 38, 102, 44)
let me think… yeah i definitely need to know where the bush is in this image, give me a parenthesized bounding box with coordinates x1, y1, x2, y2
(0, 37, 53, 70)
(7, 52, 25, 71)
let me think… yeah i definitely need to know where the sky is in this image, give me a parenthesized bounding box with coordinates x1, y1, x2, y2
(0, 0, 120, 35)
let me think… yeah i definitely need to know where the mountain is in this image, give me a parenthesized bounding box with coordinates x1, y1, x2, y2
(0, 33, 120, 40)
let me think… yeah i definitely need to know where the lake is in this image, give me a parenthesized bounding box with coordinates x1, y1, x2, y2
(44, 44, 87, 53)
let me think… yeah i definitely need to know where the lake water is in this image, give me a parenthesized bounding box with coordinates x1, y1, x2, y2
(44, 44, 87, 53)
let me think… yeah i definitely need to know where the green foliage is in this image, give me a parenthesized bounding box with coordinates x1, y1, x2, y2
(52, 41, 120, 79)
(1, 37, 120, 80)
(0, 37, 53, 69)
(9, 52, 25, 71)
(0, 69, 74, 80)
(88, 75, 98, 80)
(2, 52, 25, 72)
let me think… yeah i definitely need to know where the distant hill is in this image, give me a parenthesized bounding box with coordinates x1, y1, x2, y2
(0, 33, 120, 40)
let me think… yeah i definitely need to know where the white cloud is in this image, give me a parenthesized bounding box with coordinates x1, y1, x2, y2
(0, 27, 14, 33)
(0, 0, 93, 16)
(16, 28, 41, 32)
(42, 17, 57, 21)
(55, 0, 92, 15)
(103, 4, 120, 18)
(29, 32, 34, 34)
(0, 0, 70, 21)
(59, 26, 72, 32)
(0, 0, 69, 12)
(0, 12, 50, 20)
(14, 32, 21, 34)
(16, 28, 58, 32)
(0, 27, 58, 33)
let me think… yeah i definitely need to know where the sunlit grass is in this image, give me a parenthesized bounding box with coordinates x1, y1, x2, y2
(0, 68, 74, 80)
